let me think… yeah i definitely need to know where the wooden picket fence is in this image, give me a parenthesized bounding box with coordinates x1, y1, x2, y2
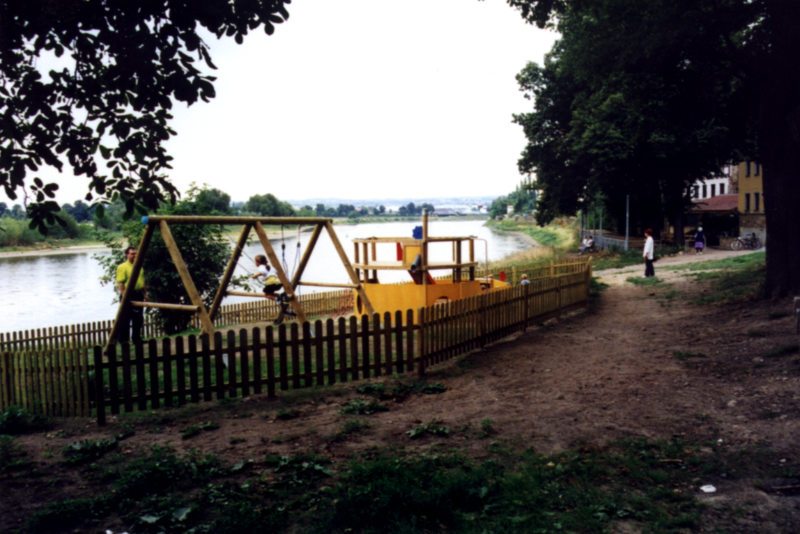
(1, 262, 591, 422)
(0, 289, 353, 353)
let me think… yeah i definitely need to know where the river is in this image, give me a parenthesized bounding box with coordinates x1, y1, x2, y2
(0, 219, 531, 333)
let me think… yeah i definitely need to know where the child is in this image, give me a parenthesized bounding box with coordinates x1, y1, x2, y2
(253, 255, 294, 324)
(520, 274, 530, 285)
(253, 255, 282, 298)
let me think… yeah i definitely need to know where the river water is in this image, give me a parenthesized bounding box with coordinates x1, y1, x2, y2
(0, 219, 531, 333)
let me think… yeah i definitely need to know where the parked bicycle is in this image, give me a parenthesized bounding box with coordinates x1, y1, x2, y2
(730, 233, 762, 250)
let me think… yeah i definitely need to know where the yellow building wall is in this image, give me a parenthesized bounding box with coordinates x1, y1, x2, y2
(737, 161, 764, 214)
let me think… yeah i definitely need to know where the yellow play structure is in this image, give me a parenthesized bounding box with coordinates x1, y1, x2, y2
(351, 211, 509, 319)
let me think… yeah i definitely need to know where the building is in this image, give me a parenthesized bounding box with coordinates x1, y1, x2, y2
(737, 161, 766, 243)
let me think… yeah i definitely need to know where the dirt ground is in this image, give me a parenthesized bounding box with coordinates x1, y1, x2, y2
(4, 247, 800, 532)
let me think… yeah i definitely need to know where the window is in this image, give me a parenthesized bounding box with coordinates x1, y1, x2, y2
(745, 193, 751, 212)
(693, 186, 699, 198)
(711, 184, 716, 197)
(755, 192, 760, 212)
(702, 184, 707, 198)
(755, 163, 760, 175)
(746, 162, 751, 177)
(720, 183, 725, 194)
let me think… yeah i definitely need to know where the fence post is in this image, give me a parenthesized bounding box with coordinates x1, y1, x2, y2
(417, 307, 426, 377)
(557, 275, 563, 319)
(93, 346, 106, 425)
(523, 281, 530, 332)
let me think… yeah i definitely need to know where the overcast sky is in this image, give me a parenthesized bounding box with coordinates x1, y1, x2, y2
(21, 0, 558, 206)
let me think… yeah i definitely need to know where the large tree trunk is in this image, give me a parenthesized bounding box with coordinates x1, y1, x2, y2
(762, 1, 800, 297)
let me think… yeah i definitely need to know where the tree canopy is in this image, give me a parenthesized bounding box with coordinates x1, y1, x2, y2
(0, 0, 290, 231)
(509, 0, 800, 295)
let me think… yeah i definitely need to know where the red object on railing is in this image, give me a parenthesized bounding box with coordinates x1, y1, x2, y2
(396, 242, 403, 261)
(499, 271, 506, 282)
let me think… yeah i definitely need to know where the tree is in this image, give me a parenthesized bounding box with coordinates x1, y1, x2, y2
(513, 0, 750, 240)
(0, 1, 291, 232)
(509, 0, 800, 295)
(192, 187, 231, 215)
(243, 193, 294, 217)
(62, 200, 92, 222)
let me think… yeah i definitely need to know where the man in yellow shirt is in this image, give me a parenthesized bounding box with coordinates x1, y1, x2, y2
(116, 246, 147, 343)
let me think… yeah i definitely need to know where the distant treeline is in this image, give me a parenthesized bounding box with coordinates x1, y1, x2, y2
(0, 187, 442, 247)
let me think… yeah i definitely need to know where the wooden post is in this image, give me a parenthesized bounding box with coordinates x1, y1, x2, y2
(290, 223, 323, 290)
(417, 307, 426, 376)
(324, 221, 376, 315)
(159, 220, 216, 337)
(209, 223, 252, 321)
(421, 210, 429, 305)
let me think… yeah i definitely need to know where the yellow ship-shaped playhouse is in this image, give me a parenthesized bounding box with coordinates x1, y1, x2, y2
(351, 212, 509, 319)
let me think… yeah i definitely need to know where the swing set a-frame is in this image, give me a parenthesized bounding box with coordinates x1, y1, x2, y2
(107, 215, 375, 351)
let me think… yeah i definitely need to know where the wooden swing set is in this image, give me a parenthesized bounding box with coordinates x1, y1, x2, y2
(107, 215, 375, 351)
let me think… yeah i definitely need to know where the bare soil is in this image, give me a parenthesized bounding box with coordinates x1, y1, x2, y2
(4, 247, 800, 532)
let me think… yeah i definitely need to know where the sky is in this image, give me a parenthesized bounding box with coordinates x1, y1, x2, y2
(17, 0, 559, 206)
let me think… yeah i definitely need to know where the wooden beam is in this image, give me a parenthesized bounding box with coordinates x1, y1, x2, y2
(106, 222, 155, 351)
(297, 281, 359, 289)
(208, 223, 252, 321)
(253, 222, 307, 324)
(159, 220, 216, 337)
(324, 221, 375, 315)
(131, 301, 200, 311)
(145, 215, 332, 226)
(290, 223, 323, 290)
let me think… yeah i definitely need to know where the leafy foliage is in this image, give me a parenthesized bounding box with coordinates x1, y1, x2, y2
(0, 1, 291, 231)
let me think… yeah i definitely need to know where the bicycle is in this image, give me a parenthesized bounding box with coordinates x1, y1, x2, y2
(730, 233, 762, 250)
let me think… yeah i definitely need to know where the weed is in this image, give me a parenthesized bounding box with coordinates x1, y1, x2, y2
(340, 398, 389, 415)
(265, 453, 332, 490)
(407, 419, 450, 439)
(275, 407, 302, 420)
(330, 418, 371, 442)
(62, 437, 118, 465)
(589, 276, 610, 297)
(764, 344, 799, 359)
(0, 406, 48, 434)
(0, 434, 29, 472)
(479, 418, 497, 438)
(356, 383, 386, 398)
(228, 436, 246, 444)
(626, 276, 662, 286)
(181, 420, 220, 439)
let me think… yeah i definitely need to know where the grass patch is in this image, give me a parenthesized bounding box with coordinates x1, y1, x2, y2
(180, 421, 220, 440)
(626, 276, 663, 286)
(329, 418, 372, 442)
(407, 419, 450, 439)
(666, 251, 765, 272)
(62, 438, 118, 465)
(0, 406, 48, 435)
(340, 399, 389, 415)
(22, 437, 784, 534)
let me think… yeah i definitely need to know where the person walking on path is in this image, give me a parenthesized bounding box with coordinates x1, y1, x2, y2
(116, 246, 147, 343)
(643, 229, 655, 277)
(694, 226, 706, 254)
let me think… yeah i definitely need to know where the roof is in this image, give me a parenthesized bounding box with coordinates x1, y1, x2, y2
(690, 194, 738, 214)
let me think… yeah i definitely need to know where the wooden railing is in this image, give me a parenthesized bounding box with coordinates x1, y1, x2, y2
(0, 262, 591, 422)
